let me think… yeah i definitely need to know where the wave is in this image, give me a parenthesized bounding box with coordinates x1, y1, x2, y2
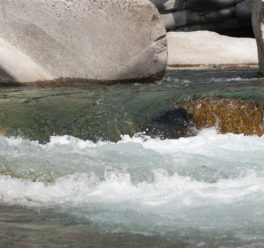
(1, 128, 264, 234)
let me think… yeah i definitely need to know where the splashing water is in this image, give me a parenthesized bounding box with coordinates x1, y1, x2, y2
(0, 128, 264, 246)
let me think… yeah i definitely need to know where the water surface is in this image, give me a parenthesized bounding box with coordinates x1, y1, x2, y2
(1, 68, 264, 247)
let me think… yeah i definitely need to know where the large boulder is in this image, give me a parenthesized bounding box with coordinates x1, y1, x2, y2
(0, 0, 167, 85)
(252, 0, 264, 74)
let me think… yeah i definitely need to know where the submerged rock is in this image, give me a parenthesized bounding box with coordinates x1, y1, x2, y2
(252, 0, 264, 74)
(0, 0, 167, 85)
(146, 108, 195, 139)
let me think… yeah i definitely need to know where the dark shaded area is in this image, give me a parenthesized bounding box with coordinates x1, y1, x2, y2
(145, 108, 195, 139)
(152, 0, 254, 38)
(187, 0, 242, 11)
(0, 67, 18, 86)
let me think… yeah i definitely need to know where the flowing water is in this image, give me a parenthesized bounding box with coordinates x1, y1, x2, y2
(1, 69, 264, 247)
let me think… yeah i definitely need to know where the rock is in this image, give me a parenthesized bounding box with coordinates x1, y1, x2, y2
(187, 0, 241, 11)
(161, 8, 236, 31)
(161, 11, 188, 30)
(148, 98, 264, 139)
(146, 108, 195, 139)
(150, 0, 186, 12)
(167, 31, 258, 67)
(178, 98, 264, 136)
(0, 0, 167, 85)
(252, 0, 264, 74)
(236, 0, 252, 23)
(188, 7, 236, 25)
(152, 0, 253, 37)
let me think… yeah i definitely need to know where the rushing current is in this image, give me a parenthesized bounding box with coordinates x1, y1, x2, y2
(1, 69, 264, 247)
(1, 128, 264, 247)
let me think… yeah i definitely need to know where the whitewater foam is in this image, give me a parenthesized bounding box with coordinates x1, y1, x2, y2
(1, 128, 264, 236)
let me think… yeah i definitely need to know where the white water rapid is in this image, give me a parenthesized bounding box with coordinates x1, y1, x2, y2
(0, 128, 264, 245)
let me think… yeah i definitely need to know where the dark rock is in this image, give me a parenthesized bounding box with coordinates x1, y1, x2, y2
(146, 108, 195, 139)
(152, 0, 253, 37)
(236, 0, 252, 23)
(188, 7, 236, 25)
(187, 0, 242, 11)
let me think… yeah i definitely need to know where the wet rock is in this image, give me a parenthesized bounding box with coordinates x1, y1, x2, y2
(146, 108, 195, 139)
(187, 0, 241, 11)
(148, 98, 264, 139)
(252, 0, 264, 74)
(177, 98, 264, 136)
(0, 0, 167, 85)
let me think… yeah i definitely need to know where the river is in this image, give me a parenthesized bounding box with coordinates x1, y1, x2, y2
(0, 68, 264, 247)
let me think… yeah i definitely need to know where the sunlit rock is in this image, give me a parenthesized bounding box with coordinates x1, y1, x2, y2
(167, 31, 258, 67)
(178, 98, 264, 136)
(147, 98, 264, 139)
(0, 0, 167, 85)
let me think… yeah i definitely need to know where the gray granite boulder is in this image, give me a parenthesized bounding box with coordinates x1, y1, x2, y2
(0, 0, 167, 85)
(252, 0, 264, 74)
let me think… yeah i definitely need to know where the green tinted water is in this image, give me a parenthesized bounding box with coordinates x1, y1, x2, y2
(0, 69, 263, 142)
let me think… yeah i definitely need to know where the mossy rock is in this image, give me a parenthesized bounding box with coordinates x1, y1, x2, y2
(177, 98, 264, 136)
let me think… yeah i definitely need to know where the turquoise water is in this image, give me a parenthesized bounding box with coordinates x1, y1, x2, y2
(1, 69, 264, 247)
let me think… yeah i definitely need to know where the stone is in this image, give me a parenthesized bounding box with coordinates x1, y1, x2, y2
(152, 0, 253, 36)
(187, 0, 241, 11)
(178, 98, 264, 136)
(161, 11, 188, 30)
(146, 108, 195, 139)
(148, 98, 264, 139)
(167, 31, 258, 67)
(252, 0, 264, 74)
(188, 7, 236, 25)
(150, 0, 186, 12)
(236, 0, 252, 23)
(0, 0, 167, 85)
